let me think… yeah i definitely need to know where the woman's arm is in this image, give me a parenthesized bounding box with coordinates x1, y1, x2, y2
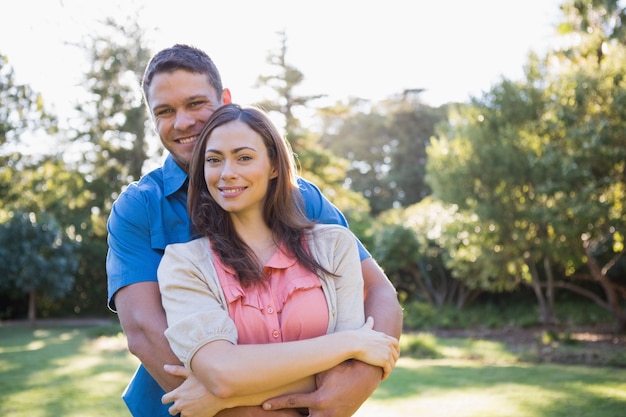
(190, 317, 398, 400)
(158, 235, 398, 413)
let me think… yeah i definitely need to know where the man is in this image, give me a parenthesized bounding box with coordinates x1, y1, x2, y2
(106, 44, 403, 417)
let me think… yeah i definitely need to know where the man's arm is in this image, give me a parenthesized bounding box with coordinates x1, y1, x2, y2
(163, 365, 304, 417)
(362, 257, 403, 339)
(115, 281, 184, 391)
(262, 258, 403, 417)
(117, 283, 302, 417)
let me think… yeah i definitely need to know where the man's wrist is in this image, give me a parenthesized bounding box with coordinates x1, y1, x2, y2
(348, 359, 383, 384)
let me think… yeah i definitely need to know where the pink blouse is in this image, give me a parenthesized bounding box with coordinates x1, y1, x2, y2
(212, 245, 329, 344)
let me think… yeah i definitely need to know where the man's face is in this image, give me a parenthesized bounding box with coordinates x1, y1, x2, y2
(146, 69, 226, 171)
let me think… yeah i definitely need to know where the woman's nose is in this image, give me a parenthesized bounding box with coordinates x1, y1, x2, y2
(220, 161, 237, 179)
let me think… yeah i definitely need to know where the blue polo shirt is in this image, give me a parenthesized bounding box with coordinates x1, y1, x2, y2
(106, 154, 369, 417)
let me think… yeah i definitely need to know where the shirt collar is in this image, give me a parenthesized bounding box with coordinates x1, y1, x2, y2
(265, 245, 298, 270)
(213, 243, 298, 276)
(163, 154, 189, 197)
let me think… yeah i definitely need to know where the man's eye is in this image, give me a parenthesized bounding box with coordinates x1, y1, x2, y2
(155, 109, 172, 117)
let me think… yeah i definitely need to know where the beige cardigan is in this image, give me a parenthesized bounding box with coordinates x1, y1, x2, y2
(158, 224, 365, 368)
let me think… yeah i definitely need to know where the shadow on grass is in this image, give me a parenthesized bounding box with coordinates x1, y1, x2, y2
(370, 357, 626, 416)
(2, 324, 625, 417)
(0, 324, 134, 417)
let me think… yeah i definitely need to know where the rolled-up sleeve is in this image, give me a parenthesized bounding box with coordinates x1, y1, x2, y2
(158, 239, 238, 369)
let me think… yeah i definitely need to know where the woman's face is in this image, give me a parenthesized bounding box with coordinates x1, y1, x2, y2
(203, 120, 277, 221)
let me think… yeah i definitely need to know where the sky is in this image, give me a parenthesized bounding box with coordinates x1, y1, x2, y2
(2, 0, 563, 122)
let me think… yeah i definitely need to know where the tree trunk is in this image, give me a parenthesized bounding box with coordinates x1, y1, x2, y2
(28, 290, 37, 326)
(584, 242, 626, 332)
(527, 259, 556, 325)
(543, 257, 556, 323)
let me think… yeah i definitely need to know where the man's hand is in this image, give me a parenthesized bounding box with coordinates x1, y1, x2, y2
(163, 365, 305, 417)
(262, 360, 382, 417)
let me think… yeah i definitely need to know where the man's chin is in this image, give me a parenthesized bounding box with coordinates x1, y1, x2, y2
(170, 154, 192, 172)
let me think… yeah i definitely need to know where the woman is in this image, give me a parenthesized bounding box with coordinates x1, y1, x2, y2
(158, 104, 399, 416)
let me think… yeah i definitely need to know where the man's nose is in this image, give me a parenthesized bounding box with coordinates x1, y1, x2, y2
(174, 110, 195, 130)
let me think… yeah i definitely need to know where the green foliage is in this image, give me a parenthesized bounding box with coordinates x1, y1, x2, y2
(254, 30, 372, 231)
(2, 158, 94, 228)
(400, 332, 519, 363)
(46, 235, 111, 318)
(0, 153, 106, 319)
(425, 17, 626, 327)
(400, 333, 443, 358)
(558, 0, 626, 62)
(0, 53, 57, 222)
(0, 53, 55, 151)
(372, 220, 422, 300)
(402, 298, 613, 333)
(372, 200, 483, 308)
(0, 211, 79, 320)
(402, 300, 525, 331)
(255, 29, 325, 145)
(71, 15, 153, 211)
(319, 94, 446, 215)
(3, 3, 626, 334)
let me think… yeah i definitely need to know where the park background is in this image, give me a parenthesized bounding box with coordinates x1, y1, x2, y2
(1, 0, 626, 415)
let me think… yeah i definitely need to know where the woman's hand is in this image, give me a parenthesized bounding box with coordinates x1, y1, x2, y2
(162, 365, 227, 417)
(350, 317, 400, 380)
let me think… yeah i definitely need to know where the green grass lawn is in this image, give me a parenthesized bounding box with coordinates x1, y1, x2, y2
(1, 323, 625, 417)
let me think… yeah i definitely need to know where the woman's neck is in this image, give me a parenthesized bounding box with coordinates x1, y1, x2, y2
(231, 214, 277, 266)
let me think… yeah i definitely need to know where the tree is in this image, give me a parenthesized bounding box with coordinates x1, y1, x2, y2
(0, 53, 56, 217)
(255, 29, 325, 151)
(558, 0, 626, 64)
(0, 53, 55, 150)
(373, 199, 481, 308)
(426, 43, 626, 329)
(254, 30, 372, 233)
(1, 13, 155, 319)
(319, 91, 446, 215)
(538, 46, 626, 330)
(386, 93, 442, 208)
(0, 211, 78, 323)
(70, 15, 154, 215)
(1, 157, 105, 317)
(59, 14, 154, 317)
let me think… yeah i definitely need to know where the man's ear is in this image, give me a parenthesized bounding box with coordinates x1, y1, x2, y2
(222, 88, 232, 104)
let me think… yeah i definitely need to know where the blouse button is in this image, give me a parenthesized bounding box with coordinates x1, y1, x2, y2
(272, 330, 280, 338)
(267, 306, 274, 314)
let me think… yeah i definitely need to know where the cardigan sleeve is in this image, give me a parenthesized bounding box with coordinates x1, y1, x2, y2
(158, 238, 238, 369)
(309, 225, 365, 333)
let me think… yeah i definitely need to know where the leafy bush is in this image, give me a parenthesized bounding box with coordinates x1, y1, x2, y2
(401, 299, 612, 331)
